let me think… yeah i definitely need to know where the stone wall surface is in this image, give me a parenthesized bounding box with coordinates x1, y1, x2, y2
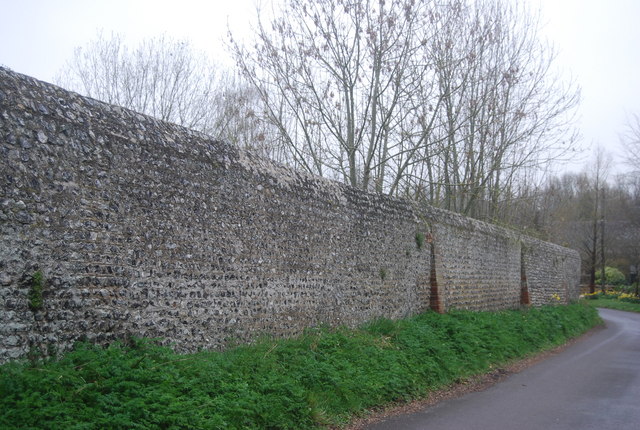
(426, 207, 522, 311)
(521, 237, 582, 306)
(0, 68, 581, 362)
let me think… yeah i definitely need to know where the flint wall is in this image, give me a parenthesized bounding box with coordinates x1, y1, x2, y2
(0, 68, 581, 362)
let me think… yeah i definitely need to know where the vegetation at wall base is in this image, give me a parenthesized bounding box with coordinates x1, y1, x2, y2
(582, 290, 640, 313)
(0, 304, 600, 429)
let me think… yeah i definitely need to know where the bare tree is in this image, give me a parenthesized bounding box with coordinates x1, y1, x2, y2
(231, 0, 579, 212)
(606, 175, 640, 292)
(506, 159, 640, 293)
(622, 113, 640, 174)
(230, 0, 445, 189)
(580, 148, 611, 292)
(56, 32, 273, 147)
(620, 113, 640, 290)
(211, 73, 285, 157)
(403, 0, 580, 220)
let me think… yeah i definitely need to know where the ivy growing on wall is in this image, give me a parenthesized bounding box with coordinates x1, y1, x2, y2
(28, 271, 44, 311)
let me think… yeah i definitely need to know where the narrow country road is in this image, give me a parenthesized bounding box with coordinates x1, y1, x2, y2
(368, 308, 640, 430)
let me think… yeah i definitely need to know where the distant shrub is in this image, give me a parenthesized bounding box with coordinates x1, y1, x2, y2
(595, 266, 626, 286)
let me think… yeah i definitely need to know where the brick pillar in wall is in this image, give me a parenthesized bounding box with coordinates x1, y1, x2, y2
(429, 233, 445, 313)
(520, 249, 531, 306)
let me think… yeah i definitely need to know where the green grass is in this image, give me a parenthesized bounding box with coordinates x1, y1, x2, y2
(582, 294, 640, 313)
(0, 303, 600, 429)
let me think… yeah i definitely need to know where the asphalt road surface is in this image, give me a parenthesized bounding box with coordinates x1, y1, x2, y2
(368, 308, 640, 430)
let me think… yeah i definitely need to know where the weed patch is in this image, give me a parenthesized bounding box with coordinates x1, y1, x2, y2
(27, 271, 44, 311)
(0, 304, 600, 429)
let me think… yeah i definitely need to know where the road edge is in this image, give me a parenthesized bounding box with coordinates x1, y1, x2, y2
(338, 323, 606, 430)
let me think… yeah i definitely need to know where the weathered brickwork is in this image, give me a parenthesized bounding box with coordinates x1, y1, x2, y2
(0, 68, 580, 362)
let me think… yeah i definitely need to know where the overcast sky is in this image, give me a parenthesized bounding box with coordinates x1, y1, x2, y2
(1, 0, 639, 175)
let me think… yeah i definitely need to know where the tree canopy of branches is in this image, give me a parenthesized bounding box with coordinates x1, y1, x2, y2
(56, 32, 271, 146)
(496, 147, 640, 288)
(230, 0, 580, 221)
(622, 113, 640, 173)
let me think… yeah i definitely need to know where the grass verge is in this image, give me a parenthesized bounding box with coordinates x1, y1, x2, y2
(0, 303, 600, 429)
(582, 292, 640, 313)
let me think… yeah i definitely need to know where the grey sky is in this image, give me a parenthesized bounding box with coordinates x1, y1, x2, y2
(1, 0, 638, 174)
